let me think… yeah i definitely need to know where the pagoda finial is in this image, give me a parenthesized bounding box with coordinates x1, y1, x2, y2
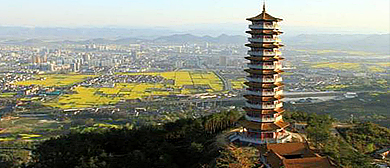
(263, 0, 266, 13)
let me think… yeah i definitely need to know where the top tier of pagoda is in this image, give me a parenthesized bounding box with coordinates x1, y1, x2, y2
(247, 4, 283, 22)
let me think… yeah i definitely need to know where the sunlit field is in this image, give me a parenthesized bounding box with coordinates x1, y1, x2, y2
(16, 74, 96, 87)
(310, 62, 390, 73)
(230, 78, 246, 90)
(43, 71, 223, 109)
(311, 62, 361, 70)
(294, 49, 376, 56)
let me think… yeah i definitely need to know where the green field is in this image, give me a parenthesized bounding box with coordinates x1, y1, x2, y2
(286, 92, 390, 128)
(19, 71, 224, 109)
(294, 49, 376, 56)
(311, 62, 361, 71)
(310, 62, 390, 72)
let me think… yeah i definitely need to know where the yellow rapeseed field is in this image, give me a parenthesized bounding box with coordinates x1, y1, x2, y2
(44, 71, 224, 109)
(16, 74, 96, 87)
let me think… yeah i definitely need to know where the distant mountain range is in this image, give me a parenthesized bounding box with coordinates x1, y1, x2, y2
(283, 34, 390, 54)
(0, 26, 180, 40)
(154, 34, 246, 44)
(0, 26, 388, 54)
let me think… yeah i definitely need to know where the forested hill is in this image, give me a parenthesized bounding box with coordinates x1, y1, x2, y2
(24, 110, 242, 168)
(2, 110, 389, 167)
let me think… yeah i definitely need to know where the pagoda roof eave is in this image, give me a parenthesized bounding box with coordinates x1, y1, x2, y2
(239, 119, 289, 131)
(243, 107, 286, 114)
(245, 43, 284, 48)
(246, 30, 283, 35)
(246, 12, 283, 22)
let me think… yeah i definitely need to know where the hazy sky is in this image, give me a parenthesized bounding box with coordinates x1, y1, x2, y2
(1, 0, 389, 34)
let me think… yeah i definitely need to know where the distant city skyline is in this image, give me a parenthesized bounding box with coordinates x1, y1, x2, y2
(0, 0, 389, 34)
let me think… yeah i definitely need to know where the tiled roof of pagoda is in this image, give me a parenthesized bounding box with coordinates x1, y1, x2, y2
(245, 56, 277, 62)
(243, 107, 285, 114)
(265, 143, 315, 156)
(240, 119, 289, 131)
(245, 43, 284, 48)
(261, 143, 338, 168)
(244, 69, 277, 75)
(244, 82, 280, 88)
(246, 30, 283, 35)
(244, 95, 278, 101)
(283, 157, 337, 168)
(247, 4, 283, 22)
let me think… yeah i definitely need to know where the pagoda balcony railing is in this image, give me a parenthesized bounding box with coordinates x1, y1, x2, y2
(275, 115, 283, 121)
(246, 102, 283, 110)
(247, 51, 281, 56)
(246, 102, 276, 109)
(246, 90, 275, 97)
(248, 38, 282, 43)
(249, 24, 280, 30)
(275, 90, 284, 96)
(245, 115, 275, 122)
(275, 64, 283, 70)
(246, 77, 274, 83)
(230, 132, 277, 144)
(247, 76, 282, 83)
(275, 77, 283, 83)
(276, 102, 283, 108)
(247, 64, 275, 69)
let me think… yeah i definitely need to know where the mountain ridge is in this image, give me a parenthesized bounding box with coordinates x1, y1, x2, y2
(1, 33, 388, 54)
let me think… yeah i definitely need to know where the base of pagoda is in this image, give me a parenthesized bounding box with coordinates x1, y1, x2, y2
(229, 132, 292, 145)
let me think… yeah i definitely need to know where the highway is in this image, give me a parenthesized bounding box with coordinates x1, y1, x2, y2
(213, 71, 232, 91)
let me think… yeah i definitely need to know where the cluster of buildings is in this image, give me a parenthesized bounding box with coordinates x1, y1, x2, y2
(79, 74, 172, 88)
(0, 39, 247, 75)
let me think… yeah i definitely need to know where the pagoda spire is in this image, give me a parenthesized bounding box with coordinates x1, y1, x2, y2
(263, 1, 266, 13)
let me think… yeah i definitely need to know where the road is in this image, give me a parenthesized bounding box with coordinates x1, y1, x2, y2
(213, 71, 232, 91)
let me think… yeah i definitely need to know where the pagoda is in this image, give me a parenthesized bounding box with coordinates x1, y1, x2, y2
(230, 2, 290, 145)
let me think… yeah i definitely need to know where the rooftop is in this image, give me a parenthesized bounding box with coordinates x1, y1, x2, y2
(261, 143, 338, 168)
(240, 119, 289, 131)
(247, 3, 283, 22)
